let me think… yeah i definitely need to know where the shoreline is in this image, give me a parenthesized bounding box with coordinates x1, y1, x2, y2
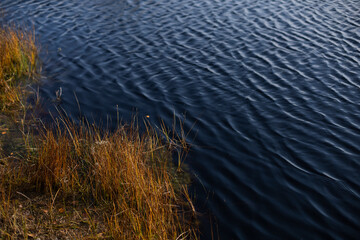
(0, 24, 198, 239)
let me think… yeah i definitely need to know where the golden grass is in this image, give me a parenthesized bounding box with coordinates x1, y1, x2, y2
(31, 115, 197, 239)
(0, 115, 197, 239)
(0, 24, 198, 239)
(0, 25, 39, 115)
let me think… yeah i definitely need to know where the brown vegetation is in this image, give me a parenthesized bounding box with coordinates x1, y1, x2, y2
(0, 25, 39, 116)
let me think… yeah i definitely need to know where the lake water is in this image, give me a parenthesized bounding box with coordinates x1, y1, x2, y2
(1, 0, 360, 239)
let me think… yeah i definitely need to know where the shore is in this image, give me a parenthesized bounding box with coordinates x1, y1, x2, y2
(0, 25, 198, 239)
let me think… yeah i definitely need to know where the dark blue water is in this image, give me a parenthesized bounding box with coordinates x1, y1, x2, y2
(2, 0, 360, 239)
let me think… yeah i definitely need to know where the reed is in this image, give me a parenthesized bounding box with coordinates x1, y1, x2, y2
(0, 24, 198, 239)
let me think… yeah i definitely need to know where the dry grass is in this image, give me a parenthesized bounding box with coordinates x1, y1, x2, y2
(0, 24, 39, 116)
(32, 115, 197, 239)
(1, 115, 197, 239)
(0, 24, 198, 239)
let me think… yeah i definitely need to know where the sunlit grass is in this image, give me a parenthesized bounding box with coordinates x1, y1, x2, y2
(29, 114, 197, 239)
(0, 114, 198, 239)
(0, 24, 39, 116)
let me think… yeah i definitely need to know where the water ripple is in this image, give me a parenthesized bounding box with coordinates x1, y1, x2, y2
(1, 0, 360, 238)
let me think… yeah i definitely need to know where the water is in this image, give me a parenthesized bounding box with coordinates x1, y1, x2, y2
(2, 0, 360, 238)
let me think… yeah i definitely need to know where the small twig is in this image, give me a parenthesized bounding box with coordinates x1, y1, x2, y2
(16, 191, 31, 201)
(51, 188, 61, 207)
(142, 145, 165, 153)
(176, 231, 189, 240)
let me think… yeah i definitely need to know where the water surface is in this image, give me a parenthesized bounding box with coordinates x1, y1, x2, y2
(2, 0, 360, 239)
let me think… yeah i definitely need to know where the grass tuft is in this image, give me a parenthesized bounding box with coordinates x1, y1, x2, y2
(28, 115, 198, 239)
(0, 24, 39, 116)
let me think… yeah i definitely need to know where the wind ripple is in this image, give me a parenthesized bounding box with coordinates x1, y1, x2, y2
(1, 0, 360, 238)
